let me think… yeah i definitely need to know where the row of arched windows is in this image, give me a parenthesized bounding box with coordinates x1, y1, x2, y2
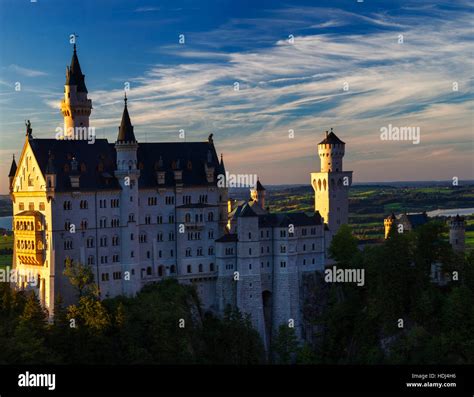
(314, 178, 345, 191)
(15, 220, 34, 231)
(17, 239, 40, 251)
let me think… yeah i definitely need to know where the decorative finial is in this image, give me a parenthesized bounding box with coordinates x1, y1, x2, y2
(220, 153, 223, 162)
(208, 133, 214, 143)
(25, 120, 32, 137)
(325, 130, 328, 138)
(330, 127, 333, 133)
(124, 91, 128, 106)
(12, 154, 15, 161)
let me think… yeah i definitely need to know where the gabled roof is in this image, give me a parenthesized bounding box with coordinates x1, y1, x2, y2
(65, 45, 88, 93)
(8, 155, 17, 177)
(318, 131, 345, 145)
(398, 212, 429, 229)
(239, 203, 258, 217)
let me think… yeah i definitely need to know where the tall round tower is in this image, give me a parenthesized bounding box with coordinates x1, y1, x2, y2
(60, 44, 92, 135)
(449, 214, 465, 253)
(311, 128, 352, 234)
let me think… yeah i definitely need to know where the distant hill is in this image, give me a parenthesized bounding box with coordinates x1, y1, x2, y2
(0, 195, 11, 217)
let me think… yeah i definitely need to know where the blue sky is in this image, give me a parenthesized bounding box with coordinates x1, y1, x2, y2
(0, 0, 473, 192)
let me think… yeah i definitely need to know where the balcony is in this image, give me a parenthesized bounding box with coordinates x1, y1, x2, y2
(14, 211, 45, 266)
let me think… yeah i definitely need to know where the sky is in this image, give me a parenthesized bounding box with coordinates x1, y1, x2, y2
(0, 0, 473, 193)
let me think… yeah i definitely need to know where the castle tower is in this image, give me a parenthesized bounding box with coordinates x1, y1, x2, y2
(114, 94, 141, 295)
(60, 44, 92, 135)
(311, 129, 352, 234)
(250, 179, 266, 209)
(384, 213, 396, 239)
(449, 214, 465, 253)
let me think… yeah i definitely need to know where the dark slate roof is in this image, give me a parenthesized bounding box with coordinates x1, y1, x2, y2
(135, 141, 221, 188)
(29, 139, 119, 191)
(215, 233, 238, 243)
(259, 212, 322, 228)
(399, 213, 429, 229)
(65, 45, 88, 93)
(8, 156, 17, 177)
(116, 98, 136, 143)
(239, 203, 258, 217)
(256, 180, 265, 191)
(318, 131, 345, 145)
(28, 137, 222, 191)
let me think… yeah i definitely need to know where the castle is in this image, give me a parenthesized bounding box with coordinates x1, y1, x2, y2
(8, 45, 352, 349)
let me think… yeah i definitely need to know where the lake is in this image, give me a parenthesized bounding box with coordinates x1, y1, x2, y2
(426, 208, 474, 217)
(0, 216, 12, 231)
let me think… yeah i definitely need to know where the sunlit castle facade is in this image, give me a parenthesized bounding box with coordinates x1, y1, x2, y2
(9, 46, 352, 348)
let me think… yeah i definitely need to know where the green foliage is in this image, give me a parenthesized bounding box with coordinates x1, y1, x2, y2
(0, 278, 265, 365)
(306, 220, 474, 364)
(271, 324, 299, 364)
(63, 257, 95, 298)
(328, 224, 358, 265)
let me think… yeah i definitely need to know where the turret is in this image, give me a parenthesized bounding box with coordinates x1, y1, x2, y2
(115, 93, 138, 171)
(60, 44, 92, 136)
(384, 213, 396, 239)
(250, 179, 266, 209)
(318, 128, 345, 173)
(449, 214, 465, 253)
(8, 154, 17, 192)
(311, 128, 352, 234)
(114, 94, 140, 296)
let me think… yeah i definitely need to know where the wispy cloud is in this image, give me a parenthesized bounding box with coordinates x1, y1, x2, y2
(14, 2, 474, 185)
(7, 64, 47, 77)
(134, 6, 161, 13)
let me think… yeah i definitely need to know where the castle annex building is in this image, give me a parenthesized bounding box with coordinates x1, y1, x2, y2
(9, 46, 352, 348)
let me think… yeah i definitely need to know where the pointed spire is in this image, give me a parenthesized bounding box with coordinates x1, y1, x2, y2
(8, 154, 17, 177)
(256, 178, 265, 191)
(66, 43, 88, 93)
(116, 93, 136, 143)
